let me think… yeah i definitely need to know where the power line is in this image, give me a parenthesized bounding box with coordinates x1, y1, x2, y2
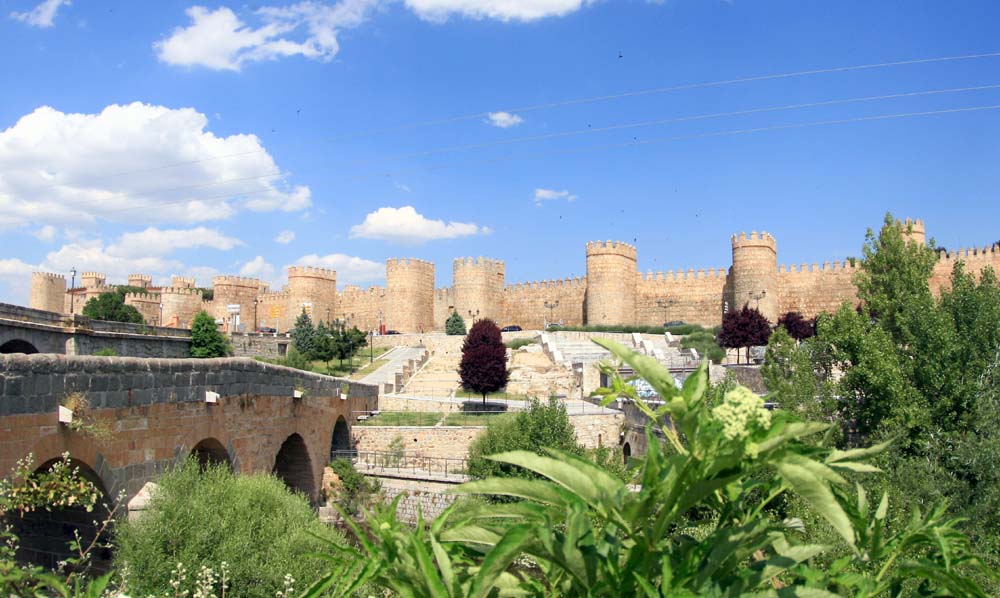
(12, 82, 1000, 208)
(50, 102, 1000, 217)
(11, 50, 1000, 192)
(326, 50, 1000, 139)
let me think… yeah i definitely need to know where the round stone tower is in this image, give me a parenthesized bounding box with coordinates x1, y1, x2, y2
(386, 258, 435, 333)
(585, 240, 637, 326)
(212, 276, 267, 331)
(128, 274, 152, 289)
(453, 257, 505, 327)
(160, 286, 204, 329)
(287, 266, 338, 325)
(730, 231, 778, 322)
(29, 272, 66, 314)
(901, 217, 926, 246)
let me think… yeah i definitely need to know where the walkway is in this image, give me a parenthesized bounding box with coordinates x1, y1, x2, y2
(359, 346, 426, 386)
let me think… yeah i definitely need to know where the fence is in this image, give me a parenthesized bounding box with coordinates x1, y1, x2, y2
(331, 450, 468, 480)
(380, 394, 618, 415)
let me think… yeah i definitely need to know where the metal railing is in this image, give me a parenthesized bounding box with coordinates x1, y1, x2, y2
(353, 410, 445, 427)
(331, 450, 468, 480)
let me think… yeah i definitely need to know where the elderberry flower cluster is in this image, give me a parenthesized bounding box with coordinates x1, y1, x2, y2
(711, 386, 772, 442)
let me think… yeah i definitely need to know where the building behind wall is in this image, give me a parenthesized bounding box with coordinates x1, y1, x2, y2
(28, 218, 1000, 332)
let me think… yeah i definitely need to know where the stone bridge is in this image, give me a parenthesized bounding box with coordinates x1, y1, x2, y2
(0, 353, 378, 568)
(0, 302, 191, 358)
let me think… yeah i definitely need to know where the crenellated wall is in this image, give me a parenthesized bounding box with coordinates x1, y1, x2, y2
(502, 278, 586, 329)
(636, 268, 729, 327)
(124, 292, 160, 326)
(24, 219, 1000, 334)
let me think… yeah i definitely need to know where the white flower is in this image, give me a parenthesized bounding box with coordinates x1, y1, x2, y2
(712, 386, 772, 442)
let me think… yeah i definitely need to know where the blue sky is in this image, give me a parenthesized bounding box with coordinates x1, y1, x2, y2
(1, 0, 999, 302)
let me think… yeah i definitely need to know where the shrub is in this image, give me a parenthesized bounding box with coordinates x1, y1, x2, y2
(190, 310, 231, 358)
(459, 319, 509, 402)
(445, 311, 466, 335)
(93, 347, 118, 357)
(777, 311, 816, 340)
(504, 337, 537, 350)
(328, 458, 381, 516)
(280, 346, 313, 371)
(116, 460, 346, 598)
(679, 330, 725, 363)
(467, 397, 581, 483)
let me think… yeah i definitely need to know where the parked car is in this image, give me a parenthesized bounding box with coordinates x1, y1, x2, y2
(663, 320, 686, 328)
(501, 325, 522, 332)
(255, 327, 277, 334)
(384, 330, 401, 335)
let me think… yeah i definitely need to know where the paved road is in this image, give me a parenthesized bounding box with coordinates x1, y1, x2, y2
(359, 346, 426, 386)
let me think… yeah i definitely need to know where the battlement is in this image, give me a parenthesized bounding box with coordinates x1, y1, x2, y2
(505, 277, 586, 292)
(778, 260, 858, 274)
(124, 292, 158, 302)
(128, 274, 153, 286)
(258, 290, 291, 302)
(640, 268, 727, 282)
(80, 272, 106, 287)
(171, 276, 196, 288)
(454, 256, 505, 270)
(32, 272, 65, 281)
(731, 231, 777, 251)
(158, 286, 203, 297)
(341, 285, 385, 296)
(387, 257, 434, 269)
(212, 275, 266, 288)
(585, 240, 637, 259)
(287, 265, 337, 280)
(936, 244, 1000, 262)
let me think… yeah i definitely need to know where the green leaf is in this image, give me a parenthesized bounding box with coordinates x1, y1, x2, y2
(593, 338, 681, 401)
(486, 451, 612, 512)
(454, 477, 575, 507)
(777, 460, 857, 550)
(468, 524, 533, 598)
(826, 438, 893, 463)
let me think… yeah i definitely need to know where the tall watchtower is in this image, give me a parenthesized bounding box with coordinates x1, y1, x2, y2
(730, 231, 778, 322)
(901, 217, 926, 246)
(453, 257, 505, 327)
(80, 272, 106, 289)
(128, 274, 153, 289)
(287, 266, 337, 325)
(386, 258, 435, 333)
(585, 240, 637, 326)
(29, 272, 66, 314)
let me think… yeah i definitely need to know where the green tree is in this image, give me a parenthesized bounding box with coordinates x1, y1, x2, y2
(459, 319, 509, 402)
(313, 321, 336, 370)
(82, 291, 144, 324)
(467, 397, 581, 483)
(290, 309, 318, 360)
(445, 311, 466, 335)
(330, 325, 367, 371)
(761, 326, 837, 428)
(189, 310, 230, 358)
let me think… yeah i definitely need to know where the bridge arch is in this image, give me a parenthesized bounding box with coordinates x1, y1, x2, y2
(11, 457, 114, 572)
(330, 416, 351, 458)
(272, 433, 315, 500)
(0, 339, 38, 354)
(191, 437, 232, 470)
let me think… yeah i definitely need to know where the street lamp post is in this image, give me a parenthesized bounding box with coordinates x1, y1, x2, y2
(69, 267, 77, 314)
(748, 290, 767, 309)
(544, 300, 559, 329)
(468, 309, 479, 325)
(158, 302, 164, 327)
(253, 299, 258, 332)
(656, 298, 675, 326)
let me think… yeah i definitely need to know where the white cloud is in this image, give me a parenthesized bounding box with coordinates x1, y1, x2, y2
(109, 227, 244, 257)
(155, 1, 378, 71)
(349, 205, 489, 244)
(239, 255, 276, 280)
(485, 111, 524, 128)
(0, 102, 310, 231)
(10, 0, 70, 28)
(274, 229, 296, 244)
(404, 0, 594, 22)
(33, 225, 57, 242)
(294, 253, 384, 282)
(534, 188, 577, 204)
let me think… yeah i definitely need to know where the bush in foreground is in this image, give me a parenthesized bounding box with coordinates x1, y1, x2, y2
(116, 460, 345, 598)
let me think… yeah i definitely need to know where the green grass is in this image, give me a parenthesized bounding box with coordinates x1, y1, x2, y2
(505, 337, 539, 350)
(351, 358, 389, 379)
(356, 411, 444, 426)
(454, 388, 530, 401)
(443, 412, 505, 426)
(680, 331, 726, 364)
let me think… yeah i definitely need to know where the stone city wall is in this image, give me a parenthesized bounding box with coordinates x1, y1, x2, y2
(337, 285, 386, 333)
(502, 278, 586, 329)
(776, 261, 859, 318)
(636, 268, 729, 327)
(374, 475, 460, 524)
